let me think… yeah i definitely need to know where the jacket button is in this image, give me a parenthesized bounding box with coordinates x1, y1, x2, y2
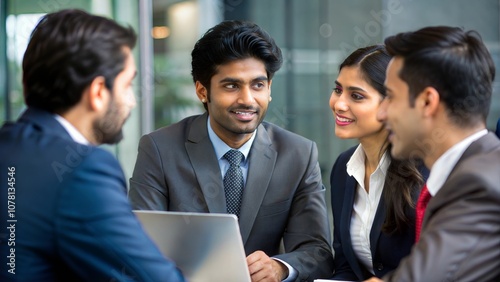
(375, 263, 384, 271)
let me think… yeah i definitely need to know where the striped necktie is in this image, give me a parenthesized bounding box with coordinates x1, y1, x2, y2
(223, 150, 244, 217)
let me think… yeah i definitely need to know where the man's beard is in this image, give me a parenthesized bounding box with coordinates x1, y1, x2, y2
(93, 98, 128, 145)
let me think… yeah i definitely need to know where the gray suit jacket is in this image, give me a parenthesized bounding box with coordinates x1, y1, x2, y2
(129, 113, 334, 281)
(384, 132, 500, 282)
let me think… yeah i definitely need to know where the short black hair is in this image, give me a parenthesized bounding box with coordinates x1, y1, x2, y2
(22, 9, 137, 114)
(191, 20, 282, 110)
(385, 26, 495, 127)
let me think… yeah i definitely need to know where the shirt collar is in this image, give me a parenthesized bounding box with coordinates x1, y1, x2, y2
(53, 114, 90, 145)
(426, 129, 488, 196)
(346, 144, 390, 187)
(206, 115, 255, 162)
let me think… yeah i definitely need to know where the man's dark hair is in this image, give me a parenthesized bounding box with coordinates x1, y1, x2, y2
(384, 26, 495, 127)
(22, 9, 137, 114)
(191, 20, 283, 110)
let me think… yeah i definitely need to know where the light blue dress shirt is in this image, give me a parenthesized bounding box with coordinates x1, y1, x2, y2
(206, 117, 297, 282)
(207, 119, 254, 185)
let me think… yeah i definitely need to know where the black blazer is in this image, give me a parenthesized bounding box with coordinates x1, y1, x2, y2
(496, 118, 500, 138)
(330, 145, 428, 281)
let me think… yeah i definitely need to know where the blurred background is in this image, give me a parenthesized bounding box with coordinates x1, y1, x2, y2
(1, 0, 499, 192)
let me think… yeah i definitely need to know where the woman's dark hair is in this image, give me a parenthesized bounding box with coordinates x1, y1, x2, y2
(384, 26, 495, 127)
(340, 45, 424, 234)
(339, 45, 389, 96)
(191, 20, 283, 111)
(22, 9, 137, 114)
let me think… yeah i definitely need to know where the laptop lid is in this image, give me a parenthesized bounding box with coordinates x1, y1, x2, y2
(133, 210, 251, 282)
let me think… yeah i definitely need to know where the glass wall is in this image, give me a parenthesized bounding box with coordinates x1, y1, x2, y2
(151, 0, 222, 129)
(150, 0, 500, 187)
(1, 0, 499, 187)
(1, 0, 141, 178)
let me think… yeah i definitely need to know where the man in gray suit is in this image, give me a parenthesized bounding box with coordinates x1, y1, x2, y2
(129, 20, 334, 282)
(367, 26, 500, 281)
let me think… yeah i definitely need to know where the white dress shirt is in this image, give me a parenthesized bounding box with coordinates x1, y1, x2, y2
(426, 129, 488, 196)
(53, 114, 90, 144)
(346, 144, 390, 274)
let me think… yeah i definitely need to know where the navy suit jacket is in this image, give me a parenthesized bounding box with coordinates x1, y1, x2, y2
(330, 146, 427, 281)
(0, 108, 184, 282)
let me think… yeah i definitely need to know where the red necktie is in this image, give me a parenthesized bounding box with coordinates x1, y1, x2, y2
(415, 184, 432, 242)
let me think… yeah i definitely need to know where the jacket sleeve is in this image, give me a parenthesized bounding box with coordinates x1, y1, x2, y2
(383, 168, 500, 282)
(330, 150, 361, 281)
(56, 149, 185, 282)
(274, 141, 335, 281)
(331, 231, 360, 281)
(128, 134, 170, 210)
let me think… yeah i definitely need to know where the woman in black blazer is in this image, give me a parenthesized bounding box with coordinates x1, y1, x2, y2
(328, 45, 428, 281)
(496, 118, 500, 138)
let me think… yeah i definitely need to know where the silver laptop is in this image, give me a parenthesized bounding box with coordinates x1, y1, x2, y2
(133, 210, 251, 282)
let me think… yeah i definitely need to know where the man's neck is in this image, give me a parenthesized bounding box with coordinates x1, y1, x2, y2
(423, 124, 486, 169)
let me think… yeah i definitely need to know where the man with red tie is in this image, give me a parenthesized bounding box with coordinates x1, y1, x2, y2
(369, 26, 500, 281)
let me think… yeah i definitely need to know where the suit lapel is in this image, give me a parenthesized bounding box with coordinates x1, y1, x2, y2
(20, 108, 74, 141)
(238, 124, 276, 244)
(370, 195, 385, 256)
(185, 113, 227, 213)
(426, 132, 499, 220)
(456, 132, 498, 162)
(341, 175, 366, 279)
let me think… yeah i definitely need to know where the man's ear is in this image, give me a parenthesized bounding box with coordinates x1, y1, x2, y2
(268, 79, 272, 101)
(418, 86, 440, 118)
(195, 81, 208, 103)
(88, 76, 109, 112)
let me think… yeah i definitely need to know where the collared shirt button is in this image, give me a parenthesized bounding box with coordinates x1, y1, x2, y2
(375, 262, 384, 271)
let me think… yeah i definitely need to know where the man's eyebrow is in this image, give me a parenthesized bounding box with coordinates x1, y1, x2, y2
(218, 76, 269, 83)
(252, 76, 269, 82)
(219, 77, 242, 84)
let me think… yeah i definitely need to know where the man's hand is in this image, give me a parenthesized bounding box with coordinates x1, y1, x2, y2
(247, 250, 288, 282)
(364, 277, 383, 282)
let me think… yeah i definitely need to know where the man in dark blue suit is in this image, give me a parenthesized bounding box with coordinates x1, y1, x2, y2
(0, 9, 185, 281)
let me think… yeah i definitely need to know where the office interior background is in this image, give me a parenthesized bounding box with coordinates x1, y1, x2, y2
(1, 0, 499, 191)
